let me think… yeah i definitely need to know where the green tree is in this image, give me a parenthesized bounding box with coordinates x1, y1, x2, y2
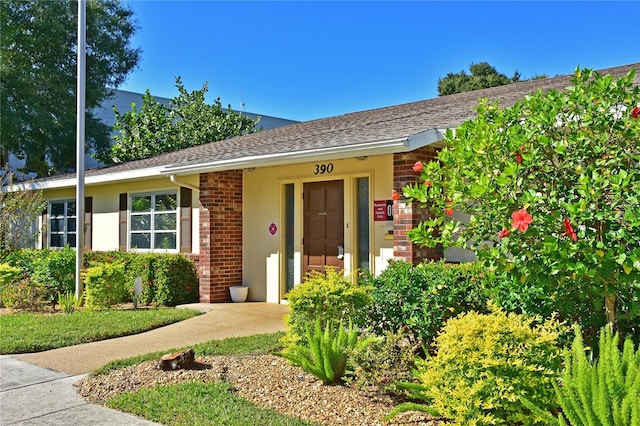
(438, 62, 523, 96)
(101, 77, 261, 164)
(0, 0, 140, 176)
(404, 67, 640, 339)
(0, 169, 46, 258)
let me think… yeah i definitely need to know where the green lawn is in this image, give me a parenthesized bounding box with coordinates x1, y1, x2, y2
(100, 332, 314, 425)
(0, 308, 202, 354)
(107, 381, 314, 426)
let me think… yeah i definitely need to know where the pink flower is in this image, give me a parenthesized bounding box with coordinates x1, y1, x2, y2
(633, 106, 640, 119)
(391, 190, 400, 201)
(511, 209, 533, 232)
(563, 218, 578, 242)
(498, 228, 511, 238)
(413, 161, 424, 172)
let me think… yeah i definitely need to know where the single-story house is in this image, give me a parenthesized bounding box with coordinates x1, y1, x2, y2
(21, 63, 640, 303)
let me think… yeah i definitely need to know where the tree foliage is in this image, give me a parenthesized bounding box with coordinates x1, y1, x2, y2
(0, 0, 140, 176)
(100, 77, 261, 164)
(0, 169, 46, 258)
(438, 62, 526, 96)
(404, 67, 640, 339)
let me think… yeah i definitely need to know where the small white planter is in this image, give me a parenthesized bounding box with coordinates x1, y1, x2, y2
(229, 285, 249, 303)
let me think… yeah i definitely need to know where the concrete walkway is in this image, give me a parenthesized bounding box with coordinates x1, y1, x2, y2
(0, 302, 289, 425)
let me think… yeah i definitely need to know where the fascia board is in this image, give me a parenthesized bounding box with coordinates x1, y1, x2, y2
(161, 137, 413, 176)
(7, 166, 168, 191)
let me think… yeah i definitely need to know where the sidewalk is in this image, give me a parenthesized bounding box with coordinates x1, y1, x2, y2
(0, 302, 289, 425)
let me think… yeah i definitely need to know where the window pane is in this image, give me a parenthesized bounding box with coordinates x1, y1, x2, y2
(67, 234, 76, 248)
(154, 233, 176, 250)
(131, 196, 151, 213)
(155, 213, 176, 230)
(155, 194, 177, 212)
(131, 215, 151, 231)
(50, 234, 64, 248)
(50, 203, 64, 216)
(67, 218, 76, 232)
(131, 233, 151, 249)
(66, 202, 76, 216)
(356, 177, 370, 272)
(50, 218, 64, 233)
(284, 183, 295, 293)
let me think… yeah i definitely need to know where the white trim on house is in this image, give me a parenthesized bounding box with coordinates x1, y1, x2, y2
(162, 128, 446, 176)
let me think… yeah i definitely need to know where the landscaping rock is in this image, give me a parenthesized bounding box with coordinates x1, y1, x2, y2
(157, 349, 195, 371)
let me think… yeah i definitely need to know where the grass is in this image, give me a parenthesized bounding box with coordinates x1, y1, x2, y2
(95, 331, 286, 374)
(107, 381, 315, 426)
(100, 331, 315, 425)
(0, 308, 202, 354)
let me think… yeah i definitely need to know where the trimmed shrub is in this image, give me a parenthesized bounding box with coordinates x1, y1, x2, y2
(83, 262, 128, 310)
(388, 305, 564, 425)
(359, 260, 494, 351)
(31, 247, 76, 306)
(149, 253, 199, 306)
(283, 268, 372, 348)
(85, 251, 198, 307)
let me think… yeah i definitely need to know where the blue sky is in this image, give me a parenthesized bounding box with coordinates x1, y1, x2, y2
(119, 1, 640, 122)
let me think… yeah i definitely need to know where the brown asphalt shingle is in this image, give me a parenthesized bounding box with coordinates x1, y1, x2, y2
(38, 63, 640, 183)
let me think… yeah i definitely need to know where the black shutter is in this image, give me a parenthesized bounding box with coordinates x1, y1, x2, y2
(179, 187, 192, 253)
(119, 193, 127, 251)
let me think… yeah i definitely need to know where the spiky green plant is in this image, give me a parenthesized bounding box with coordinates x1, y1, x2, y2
(279, 318, 364, 384)
(522, 325, 640, 425)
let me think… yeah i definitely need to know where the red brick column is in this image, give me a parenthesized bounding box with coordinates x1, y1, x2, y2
(198, 170, 243, 303)
(393, 146, 443, 265)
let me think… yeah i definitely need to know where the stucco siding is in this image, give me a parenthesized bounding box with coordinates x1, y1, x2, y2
(242, 154, 395, 302)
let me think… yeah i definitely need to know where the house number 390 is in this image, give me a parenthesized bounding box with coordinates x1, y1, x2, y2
(314, 163, 334, 174)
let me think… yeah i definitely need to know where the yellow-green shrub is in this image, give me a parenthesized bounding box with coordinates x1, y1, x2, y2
(389, 305, 564, 425)
(283, 268, 372, 348)
(83, 262, 127, 310)
(0, 263, 21, 285)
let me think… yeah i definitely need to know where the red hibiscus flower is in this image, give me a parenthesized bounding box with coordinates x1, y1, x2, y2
(511, 209, 533, 232)
(444, 201, 454, 217)
(633, 106, 640, 119)
(563, 218, 578, 242)
(498, 228, 511, 238)
(391, 190, 400, 201)
(413, 161, 424, 172)
(515, 152, 523, 164)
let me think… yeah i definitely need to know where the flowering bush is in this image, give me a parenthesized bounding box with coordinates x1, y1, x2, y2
(403, 67, 640, 341)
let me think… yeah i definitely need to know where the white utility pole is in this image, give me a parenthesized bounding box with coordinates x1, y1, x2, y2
(75, 0, 86, 300)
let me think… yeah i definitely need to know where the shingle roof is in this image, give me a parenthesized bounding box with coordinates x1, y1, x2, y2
(38, 63, 640, 185)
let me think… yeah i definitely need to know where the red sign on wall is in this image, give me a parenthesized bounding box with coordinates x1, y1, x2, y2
(374, 200, 393, 221)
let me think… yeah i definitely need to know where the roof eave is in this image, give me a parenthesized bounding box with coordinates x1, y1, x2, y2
(16, 166, 169, 191)
(163, 128, 447, 176)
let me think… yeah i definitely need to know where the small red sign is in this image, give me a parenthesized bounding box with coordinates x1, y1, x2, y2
(269, 223, 278, 235)
(374, 200, 393, 221)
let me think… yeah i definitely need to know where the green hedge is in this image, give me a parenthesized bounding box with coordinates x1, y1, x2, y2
(4, 249, 199, 308)
(359, 260, 497, 351)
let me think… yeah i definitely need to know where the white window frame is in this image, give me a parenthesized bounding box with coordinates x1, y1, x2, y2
(129, 191, 178, 252)
(48, 200, 76, 248)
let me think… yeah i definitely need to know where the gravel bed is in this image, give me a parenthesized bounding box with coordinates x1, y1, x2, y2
(75, 354, 441, 425)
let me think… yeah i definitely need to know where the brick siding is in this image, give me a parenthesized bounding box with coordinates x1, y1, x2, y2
(198, 170, 243, 302)
(392, 146, 444, 264)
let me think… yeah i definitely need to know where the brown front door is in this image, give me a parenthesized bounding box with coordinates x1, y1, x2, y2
(303, 180, 344, 275)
